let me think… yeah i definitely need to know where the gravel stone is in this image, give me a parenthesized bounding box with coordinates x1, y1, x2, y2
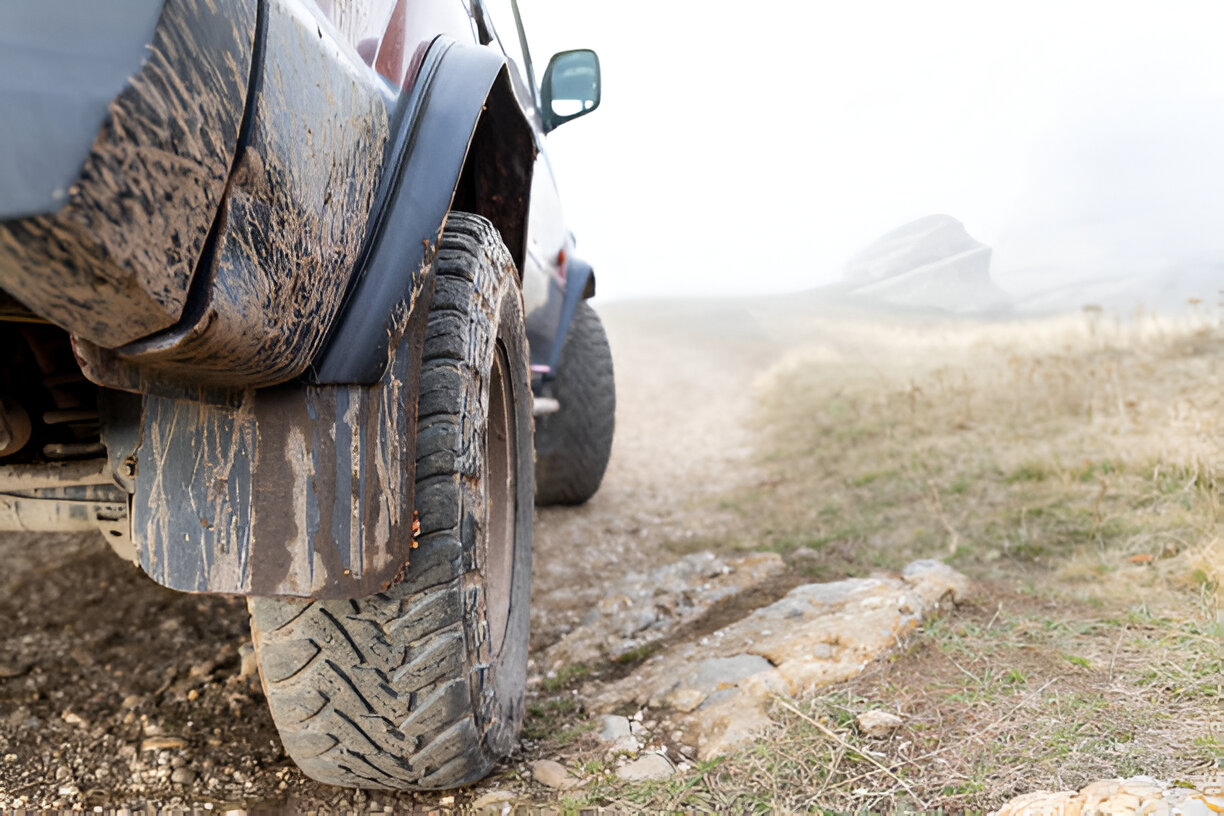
(598, 715, 632, 742)
(472, 790, 517, 810)
(140, 736, 187, 752)
(0, 662, 30, 679)
(530, 759, 580, 790)
(856, 709, 904, 737)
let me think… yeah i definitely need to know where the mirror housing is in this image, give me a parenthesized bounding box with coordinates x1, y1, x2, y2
(541, 49, 600, 132)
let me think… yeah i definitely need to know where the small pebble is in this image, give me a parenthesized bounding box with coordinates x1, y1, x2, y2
(472, 790, 516, 809)
(856, 709, 903, 737)
(140, 736, 187, 752)
(0, 661, 31, 679)
(598, 715, 632, 742)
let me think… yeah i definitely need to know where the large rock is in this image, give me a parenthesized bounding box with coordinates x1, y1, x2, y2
(843, 214, 1010, 313)
(542, 551, 787, 671)
(991, 774, 1224, 816)
(592, 559, 971, 759)
(846, 215, 983, 283)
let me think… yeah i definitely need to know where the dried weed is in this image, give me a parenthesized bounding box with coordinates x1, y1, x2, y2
(614, 309, 1224, 813)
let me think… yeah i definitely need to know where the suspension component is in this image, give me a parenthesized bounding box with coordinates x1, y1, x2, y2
(0, 397, 31, 458)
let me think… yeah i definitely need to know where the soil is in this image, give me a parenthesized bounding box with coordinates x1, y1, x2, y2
(0, 298, 794, 811)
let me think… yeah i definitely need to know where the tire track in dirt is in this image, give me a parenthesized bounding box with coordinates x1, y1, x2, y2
(530, 298, 783, 651)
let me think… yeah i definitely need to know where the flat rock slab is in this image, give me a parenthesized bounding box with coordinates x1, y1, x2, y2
(593, 559, 970, 759)
(543, 551, 787, 671)
(991, 774, 1224, 816)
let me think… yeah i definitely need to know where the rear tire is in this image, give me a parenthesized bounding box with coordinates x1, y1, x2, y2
(534, 301, 615, 506)
(248, 213, 533, 790)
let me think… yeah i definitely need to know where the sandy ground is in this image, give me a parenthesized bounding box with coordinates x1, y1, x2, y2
(530, 298, 781, 648)
(0, 297, 793, 811)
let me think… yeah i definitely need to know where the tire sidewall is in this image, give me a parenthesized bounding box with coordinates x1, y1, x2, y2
(475, 259, 534, 757)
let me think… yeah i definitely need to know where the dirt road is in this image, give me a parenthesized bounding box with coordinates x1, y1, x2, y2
(0, 298, 786, 811)
(4, 298, 1219, 811)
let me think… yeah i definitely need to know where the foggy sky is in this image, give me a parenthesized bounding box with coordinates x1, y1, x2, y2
(525, 1, 1224, 302)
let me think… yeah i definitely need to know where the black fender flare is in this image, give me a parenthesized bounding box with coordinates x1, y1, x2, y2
(311, 37, 530, 385)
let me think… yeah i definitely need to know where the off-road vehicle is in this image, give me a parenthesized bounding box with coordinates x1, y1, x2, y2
(0, 0, 615, 789)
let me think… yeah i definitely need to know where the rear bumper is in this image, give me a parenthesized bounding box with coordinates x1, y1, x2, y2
(0, 0, 396, 392)
(0, 0, 257, 349)
(84, 0, 393, 389)
(0, 0, 164, 221)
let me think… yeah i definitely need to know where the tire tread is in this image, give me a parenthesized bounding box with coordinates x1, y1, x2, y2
(249, 213, 531, 790)
(535, 302, 616, 505)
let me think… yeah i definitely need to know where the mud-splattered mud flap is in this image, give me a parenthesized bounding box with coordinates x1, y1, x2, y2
(128, 286, 432, 599)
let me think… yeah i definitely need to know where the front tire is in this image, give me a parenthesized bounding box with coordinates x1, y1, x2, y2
(534, 301, 615, 506)
(248, 213, 533, 790)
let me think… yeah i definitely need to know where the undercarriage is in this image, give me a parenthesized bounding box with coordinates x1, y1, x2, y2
(0, 296, 132, 558)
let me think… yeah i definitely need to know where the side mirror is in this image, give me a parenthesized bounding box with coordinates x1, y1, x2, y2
(541, 49, 600, 132)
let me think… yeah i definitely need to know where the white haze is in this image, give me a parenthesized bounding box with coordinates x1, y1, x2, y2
(523, 1, 1224, 306)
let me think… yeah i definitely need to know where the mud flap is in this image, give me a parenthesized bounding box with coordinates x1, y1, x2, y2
(130, 286, 431, 598)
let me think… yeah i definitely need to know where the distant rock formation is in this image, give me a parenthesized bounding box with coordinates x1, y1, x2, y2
(998, 263, 1224, 316)
(843, 214, 1010, 314)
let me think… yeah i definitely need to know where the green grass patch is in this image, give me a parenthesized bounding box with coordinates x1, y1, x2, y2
(613, 643, 660, 665)
(541, 663, 591, 693)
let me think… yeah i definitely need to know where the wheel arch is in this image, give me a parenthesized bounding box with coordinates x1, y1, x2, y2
(311, 39, 536, 386)
(451, 69, 536, 283)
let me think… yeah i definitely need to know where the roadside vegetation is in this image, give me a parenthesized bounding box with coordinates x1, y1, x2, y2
(530, 307, 1222, 812)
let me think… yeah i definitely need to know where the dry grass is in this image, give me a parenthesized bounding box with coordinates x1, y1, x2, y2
(574, 308, 1223, 813)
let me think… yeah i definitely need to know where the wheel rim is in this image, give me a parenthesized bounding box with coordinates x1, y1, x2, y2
(483, 341, 516, 658)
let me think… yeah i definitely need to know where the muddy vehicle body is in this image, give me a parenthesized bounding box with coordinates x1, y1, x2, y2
(0, 0, 615, 789)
